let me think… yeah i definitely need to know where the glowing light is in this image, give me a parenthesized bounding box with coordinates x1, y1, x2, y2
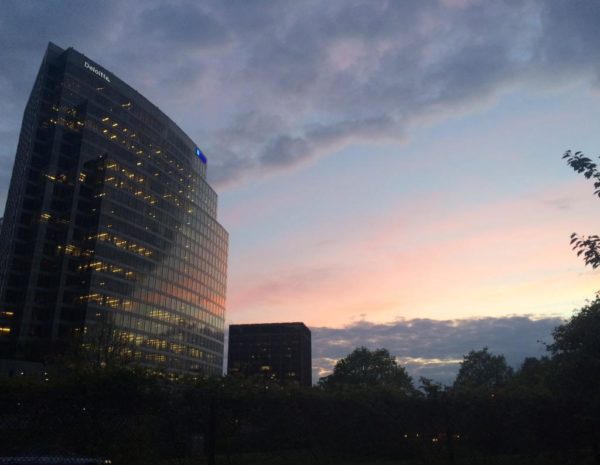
(195, 147, 207, 164)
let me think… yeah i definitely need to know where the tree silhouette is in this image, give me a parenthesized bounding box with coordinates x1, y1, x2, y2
(549, 297, 600, 464)
(59, 313, 133, 372)
(549, 297, 600, 392)
(318, 346, 415, 393)
(453, 347, 513, 393)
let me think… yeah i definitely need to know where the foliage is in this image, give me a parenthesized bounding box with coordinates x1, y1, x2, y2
(549, 297, 600, 360)
(419, 376, 447, 399)
(1, 334, 598, 464)
(4, 302, 600, 464)
(563, 150, 600, 268)
(57, 315, 133, 372)
(453, 347, 513, 393)
(318, 346, 415, 393)
(548, 297, 600, 402)
(547, 298, 600, 463)
(508, 356, 553, 397)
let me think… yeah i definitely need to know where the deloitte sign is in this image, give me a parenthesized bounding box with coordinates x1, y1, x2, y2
(84, 61, 111, 83)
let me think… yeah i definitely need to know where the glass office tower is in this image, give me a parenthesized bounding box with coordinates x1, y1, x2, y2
(0, 43, 228, 375)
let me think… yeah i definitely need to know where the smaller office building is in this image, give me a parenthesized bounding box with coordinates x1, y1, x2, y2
(228, 322, 311, 387)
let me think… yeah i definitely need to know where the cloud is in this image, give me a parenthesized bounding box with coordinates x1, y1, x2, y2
(136, 3, 231, 48)
(310, 315, 563, 385)
(225, 181, 600, 327)
(2, 0, 600, 206)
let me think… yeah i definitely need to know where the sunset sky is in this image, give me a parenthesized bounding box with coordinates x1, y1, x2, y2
(2, 0, 600, 382)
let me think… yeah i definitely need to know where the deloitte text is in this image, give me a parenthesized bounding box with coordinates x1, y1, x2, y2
(84, 61, 110, 83)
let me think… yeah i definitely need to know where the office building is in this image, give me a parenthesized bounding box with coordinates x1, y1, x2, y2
(0, 43, 228, 375)
(228, 323, 312, 386)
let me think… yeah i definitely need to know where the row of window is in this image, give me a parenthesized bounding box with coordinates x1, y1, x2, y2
(88, 268, 225, 320)
(91, 307, 224, 351)
(92, 227, 227, 297)
(63, 65, 206, 179)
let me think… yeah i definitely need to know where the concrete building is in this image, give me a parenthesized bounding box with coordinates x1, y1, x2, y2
(228, 323, 312, 386)
(0, 43, 228, 375)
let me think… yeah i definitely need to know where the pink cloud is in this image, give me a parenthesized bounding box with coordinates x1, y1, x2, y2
(226, 180, 600, 327)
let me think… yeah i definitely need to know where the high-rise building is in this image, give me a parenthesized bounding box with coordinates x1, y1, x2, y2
(227, 323, 312, 386)
(0, 43, 228, 375)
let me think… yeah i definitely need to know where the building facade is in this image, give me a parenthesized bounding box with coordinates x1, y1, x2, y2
(228, 323, 312, 386)
(0, 43, 228, 375)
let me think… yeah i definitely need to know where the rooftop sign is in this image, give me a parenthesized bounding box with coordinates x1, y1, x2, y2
(84, 61, 111, 83)
(195, 147, 207, 164)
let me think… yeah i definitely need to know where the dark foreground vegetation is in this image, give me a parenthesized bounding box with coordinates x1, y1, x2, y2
(0, 297, 599, 465)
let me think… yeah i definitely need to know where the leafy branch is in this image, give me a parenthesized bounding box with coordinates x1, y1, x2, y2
(563, 150, 600, 268)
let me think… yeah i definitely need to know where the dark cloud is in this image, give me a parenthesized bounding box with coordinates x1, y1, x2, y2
(0, 0, 125, 210)
(260, 135, 312, 168)
(537, 0, 600, 74)
(1, 0, 600, 208)
(310, 315, 563, 385)
(137, 3, 230, 48)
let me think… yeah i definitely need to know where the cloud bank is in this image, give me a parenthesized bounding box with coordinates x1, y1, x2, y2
(2, 0, 600, 205)
(311, 315, 563, 385)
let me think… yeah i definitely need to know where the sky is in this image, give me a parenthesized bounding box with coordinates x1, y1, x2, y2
(2, 0, 600, 383)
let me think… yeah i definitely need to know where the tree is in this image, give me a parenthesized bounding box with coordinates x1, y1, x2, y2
(59, 314, 133, 372)
(508, 356, 553, 396)
(548, 296, 600, 396)
(563, 150, 600, 268)
(548, 297, 600, 464)
(318, 347, 415, 393)
(453, 347, 513, 393)
(419, 376, 447, 399)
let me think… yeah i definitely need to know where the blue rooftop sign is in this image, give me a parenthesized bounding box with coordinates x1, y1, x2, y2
(195, 147, 207, 164)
